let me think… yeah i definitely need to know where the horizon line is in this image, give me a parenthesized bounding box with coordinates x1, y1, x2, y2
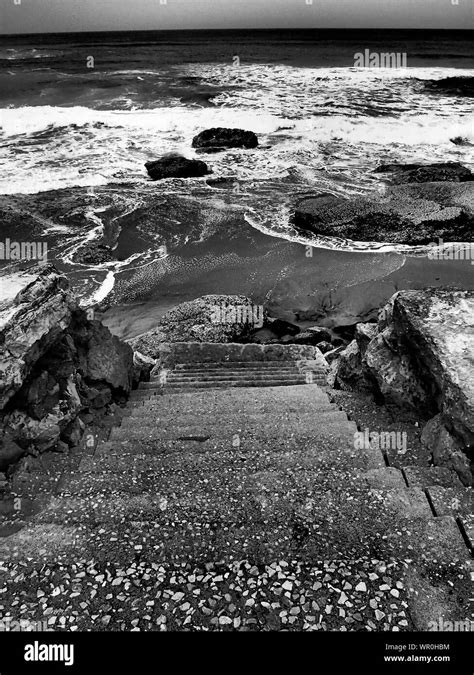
(2, 26, 474, 38)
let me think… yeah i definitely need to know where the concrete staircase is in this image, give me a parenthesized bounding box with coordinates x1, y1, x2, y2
(0, 344, 471, 632)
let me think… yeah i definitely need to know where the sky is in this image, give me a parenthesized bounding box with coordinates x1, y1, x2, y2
(1, 0, 472, 35)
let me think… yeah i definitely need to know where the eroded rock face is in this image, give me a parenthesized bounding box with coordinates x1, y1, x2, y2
(0, 266, 134, 468)
(293, 178, 474, 245)
(192, 128, 258, 151)
(0, 266, 74, 409)
(145, 155, 210, 180)
(335, 289, 473, 484)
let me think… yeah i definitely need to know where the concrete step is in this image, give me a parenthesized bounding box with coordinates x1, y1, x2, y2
(425, 486, 474, 517)
(110, 415, 355, 441)
(174, 364, 306, 373)
(123, 403, 338, 419)
(164, 380, 322, 391)
(118, 410, 348, 430)
(28, 492, 468, 568)
(79, 443, 369, 475)
(140, 376, 319, 389)
(175, 361, 306, 370)
(403, 466, 463, 489)
(98, 429, 357, 456)
(163, 375, 313, 384)
(164, 372, 307, 381)
(132, 384, 328, 401)
(0, 517, 467, 575)
(131, 385, 325, 399)
(127, 386, 329, 414)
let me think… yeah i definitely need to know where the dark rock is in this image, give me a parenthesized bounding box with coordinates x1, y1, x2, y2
(132, 351, 155, 387)
(324, 346, 346, 364)
(145, 154, 210, 180)
(374, 162, 474, 184)
(450, 136, 473, 147)
(307, 327, 332, 344)
(286, 331, 328, 346)
(249, 328, 279, 344)
(334, 340, 375, 393)
(316, 341, 333, 354)
(424, 77, 474, 98)
(79, 319, 133, 392)
(53, 440, 69, 454)
(0, 435, 25, 471)
(206, 177, 240, 189)
(267, 319, 300, 338)
(192, 127, 258, 151)
(61, 417, 85, 447)
(72, 243, 115, 265)
(330, 337, 345, 348)
(293, 180, 474, 245)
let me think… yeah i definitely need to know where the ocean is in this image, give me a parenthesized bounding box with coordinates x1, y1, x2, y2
(0, 29, 473, 334)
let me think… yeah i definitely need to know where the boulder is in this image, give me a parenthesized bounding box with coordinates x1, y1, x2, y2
(335, 289, 473, 483)
(374, 162, 474, 184)
(145, 154, 210, 180)
(293, 179, 474, 245)
(192, 127, 258, 151)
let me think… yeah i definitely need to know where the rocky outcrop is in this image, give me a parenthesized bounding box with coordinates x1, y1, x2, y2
(145, 154, 210, 180)
(334, 289, 473, 485)
(129, 295, 266, 358)
(0, 266, 135, 470)
(293, 179, 474, 245)
(374, 162, 474, 184)
(192, 128, 259, 151)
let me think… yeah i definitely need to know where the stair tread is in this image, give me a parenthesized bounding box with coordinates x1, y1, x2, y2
(426, 485, 474, 517)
